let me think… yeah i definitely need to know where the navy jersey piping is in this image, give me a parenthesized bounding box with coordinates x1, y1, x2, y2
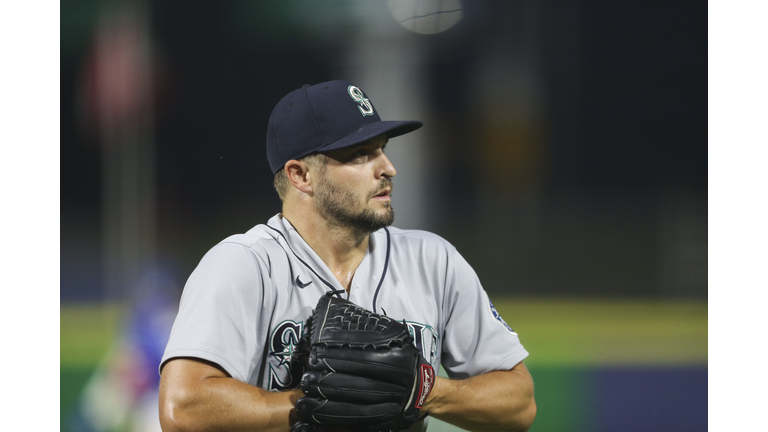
(265, 224, 340, 297)
(265, 223, 391, 306)
(372, 227, 391, 314)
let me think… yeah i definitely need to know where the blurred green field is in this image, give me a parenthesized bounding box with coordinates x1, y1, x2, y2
(61, 304, 125, 367)
(61, 304, 125, 430)
(496, 298, 707, 367)
(60, 297, 707, 432)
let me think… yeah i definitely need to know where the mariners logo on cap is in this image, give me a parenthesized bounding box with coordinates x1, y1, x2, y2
(348, 85, 374, 117)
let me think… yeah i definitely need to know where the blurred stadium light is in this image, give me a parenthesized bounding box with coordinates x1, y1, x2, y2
(387, 0, 465, 35)
(80, 0, 157, 303)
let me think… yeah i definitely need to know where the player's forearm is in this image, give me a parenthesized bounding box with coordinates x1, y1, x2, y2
(161, 379, 300, 432)
(422, 365, 536, 432)
(159, 360, 302, 432)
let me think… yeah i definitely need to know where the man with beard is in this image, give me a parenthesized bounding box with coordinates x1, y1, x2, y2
(158, 81, 536, 432)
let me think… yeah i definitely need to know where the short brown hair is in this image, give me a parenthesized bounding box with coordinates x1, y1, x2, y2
(273, 153, 328, 202)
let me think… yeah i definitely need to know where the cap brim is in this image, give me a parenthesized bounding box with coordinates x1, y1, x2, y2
(316, 120, 423, 153)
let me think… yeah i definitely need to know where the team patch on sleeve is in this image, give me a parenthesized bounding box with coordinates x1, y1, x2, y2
(488, 299, 517, 334)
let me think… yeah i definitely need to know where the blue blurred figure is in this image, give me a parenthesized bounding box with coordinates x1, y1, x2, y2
(67, 263, 180, 432)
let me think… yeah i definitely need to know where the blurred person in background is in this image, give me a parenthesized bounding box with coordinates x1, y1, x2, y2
(158, 80, 536, 432)
(68, 268, 179, 432)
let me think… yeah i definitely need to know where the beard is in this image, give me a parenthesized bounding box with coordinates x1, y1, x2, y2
(314, 175, 395, 234)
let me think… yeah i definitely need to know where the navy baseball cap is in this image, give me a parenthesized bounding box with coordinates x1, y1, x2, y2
(266, 80, 423, 174)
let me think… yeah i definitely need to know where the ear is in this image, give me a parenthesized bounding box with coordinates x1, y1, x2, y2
(284, 159, 315, 195)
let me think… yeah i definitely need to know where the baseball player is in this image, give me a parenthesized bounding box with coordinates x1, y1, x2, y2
(158, 80, 536, 432)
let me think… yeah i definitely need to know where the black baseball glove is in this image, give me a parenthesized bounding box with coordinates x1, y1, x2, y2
(291, 291, 435, 432)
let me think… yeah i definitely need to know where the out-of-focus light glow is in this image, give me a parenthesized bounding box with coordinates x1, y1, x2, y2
(387, 0, 463, 35)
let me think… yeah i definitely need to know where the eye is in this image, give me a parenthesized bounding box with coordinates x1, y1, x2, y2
(350, 148, 370, 160)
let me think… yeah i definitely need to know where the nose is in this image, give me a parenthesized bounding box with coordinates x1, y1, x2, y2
(376, 150, 396, 179)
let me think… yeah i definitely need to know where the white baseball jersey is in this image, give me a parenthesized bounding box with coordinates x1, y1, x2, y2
(161, 214, 528, 430)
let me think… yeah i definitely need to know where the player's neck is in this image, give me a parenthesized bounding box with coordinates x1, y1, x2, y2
(281, 208, 369, 292)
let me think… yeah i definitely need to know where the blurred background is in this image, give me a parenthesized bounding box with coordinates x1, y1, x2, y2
(60, 0, 707, 431)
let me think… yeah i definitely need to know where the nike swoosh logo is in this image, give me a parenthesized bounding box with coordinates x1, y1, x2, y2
(295, 275, 313, 288)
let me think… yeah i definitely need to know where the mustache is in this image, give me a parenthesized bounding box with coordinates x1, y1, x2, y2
(371, 178, 394, 198)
